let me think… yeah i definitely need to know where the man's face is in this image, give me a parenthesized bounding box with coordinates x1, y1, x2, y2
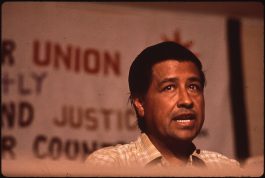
(142, 60, 204, 142)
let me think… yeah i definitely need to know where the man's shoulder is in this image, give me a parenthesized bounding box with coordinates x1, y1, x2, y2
(198, 150, 240, 167)
(85, 141, 139, 167)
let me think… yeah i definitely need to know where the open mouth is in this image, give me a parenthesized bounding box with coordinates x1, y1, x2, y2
(176, 119, 193, 123)
(173, 113, 196, 121)
(172, 113, 196, 128)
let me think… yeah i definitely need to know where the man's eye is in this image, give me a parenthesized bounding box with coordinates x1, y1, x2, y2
(188, 84, 201, 92)
(162, 85, 175, 92)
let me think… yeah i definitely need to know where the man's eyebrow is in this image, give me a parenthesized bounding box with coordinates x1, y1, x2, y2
(187, 76, 202, 84)
(157, 77, 178, 87)
(158, 76, 202, 85)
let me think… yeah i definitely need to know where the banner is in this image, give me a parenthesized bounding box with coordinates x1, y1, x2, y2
(2, 2, 236, 175)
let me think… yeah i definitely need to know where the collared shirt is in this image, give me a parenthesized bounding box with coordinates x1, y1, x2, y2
(85, 133, 240, 169)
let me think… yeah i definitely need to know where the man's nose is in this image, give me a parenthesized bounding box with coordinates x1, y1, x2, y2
(177, 88, 193, 109)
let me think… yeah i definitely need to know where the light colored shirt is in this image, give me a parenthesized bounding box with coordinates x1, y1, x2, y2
(85, 133, 240, 169)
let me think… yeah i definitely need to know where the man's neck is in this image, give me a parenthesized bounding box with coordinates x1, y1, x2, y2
(146, 133, 195, 166)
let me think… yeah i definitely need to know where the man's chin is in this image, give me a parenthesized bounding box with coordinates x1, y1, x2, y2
(171, 132, 197, 142)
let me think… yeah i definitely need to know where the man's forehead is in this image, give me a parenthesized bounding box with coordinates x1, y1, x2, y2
(151, 60, 200, 76)
(149, 60, 203, 86)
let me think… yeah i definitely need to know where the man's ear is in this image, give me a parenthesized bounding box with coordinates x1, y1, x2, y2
(133, 97, 144, 118)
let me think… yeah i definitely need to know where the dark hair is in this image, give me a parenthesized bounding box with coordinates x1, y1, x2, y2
(128, 41, 205, 132)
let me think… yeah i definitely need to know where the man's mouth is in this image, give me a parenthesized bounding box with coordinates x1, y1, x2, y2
(176, 119, 193, 123)
(173, 113, 196, 121)
(172, 113, 196, 128)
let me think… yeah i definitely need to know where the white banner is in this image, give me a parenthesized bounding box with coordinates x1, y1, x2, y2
(2, 2, 235, 175)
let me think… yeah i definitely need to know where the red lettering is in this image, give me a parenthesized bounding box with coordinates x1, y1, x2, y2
(33, 40, 51, 66)
(54, 44, 72, 70)
(33, 40, 121, 77)
(74, 47, 81, 73)
(84, 49, 100, 74)
(104, 51, 120, 76)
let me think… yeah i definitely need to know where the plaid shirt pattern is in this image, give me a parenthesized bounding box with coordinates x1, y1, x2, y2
(85, 133, 240, 169)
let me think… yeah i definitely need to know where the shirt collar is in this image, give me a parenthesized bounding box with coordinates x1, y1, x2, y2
(139, 133, 206, 167)
(138, 133, 163, 166)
